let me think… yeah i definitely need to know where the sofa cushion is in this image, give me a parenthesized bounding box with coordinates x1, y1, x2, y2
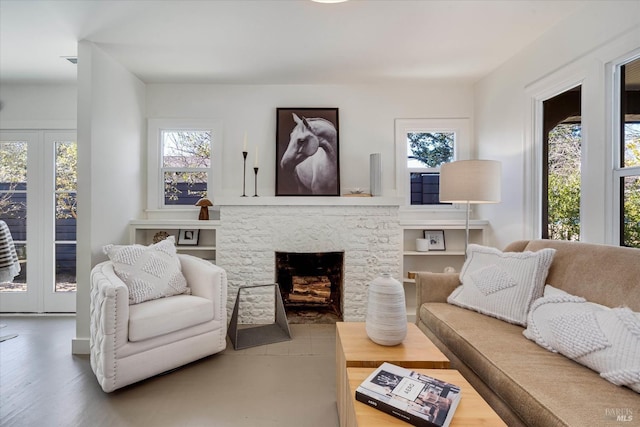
(103, 236, 190, 304)
(420, 302, 640, 427)
(447, 244, 555, 326)
(128, 294, 214, 342)
(524, 286, 640, 393)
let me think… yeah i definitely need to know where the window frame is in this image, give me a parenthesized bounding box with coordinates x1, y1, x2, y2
(525, 70, 585, 240)
(395, 118, 471, 209)
(147, 119, 222, 210)
(610, 52, 640, 246)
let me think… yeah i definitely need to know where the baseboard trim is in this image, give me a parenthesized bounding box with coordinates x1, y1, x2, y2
(72, 338, 90, 355)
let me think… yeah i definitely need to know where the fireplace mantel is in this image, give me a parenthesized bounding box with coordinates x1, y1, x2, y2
(216, 196, 403, 207)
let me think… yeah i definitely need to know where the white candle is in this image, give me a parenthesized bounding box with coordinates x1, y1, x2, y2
(243, 132, 247, 152)
(254, 146, 259, 167)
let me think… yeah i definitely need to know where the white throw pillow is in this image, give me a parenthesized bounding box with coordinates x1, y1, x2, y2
(103, 236, 190, 304)
(447, 244, 556, 326)
(524, 286, 640, 393)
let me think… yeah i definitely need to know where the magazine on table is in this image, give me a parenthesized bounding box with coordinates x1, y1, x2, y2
(355, 362, 461, 427)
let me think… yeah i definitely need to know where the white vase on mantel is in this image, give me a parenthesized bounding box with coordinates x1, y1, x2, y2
(365, 273, 407, 346)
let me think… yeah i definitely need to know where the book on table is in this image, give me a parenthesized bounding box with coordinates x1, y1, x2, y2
(355, 362, 461, 427)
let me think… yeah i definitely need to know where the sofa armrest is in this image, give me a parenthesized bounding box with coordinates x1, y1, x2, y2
(415, 272, 460, 318)
(502, 240, 530, 252)
(90, 261, 131, 391)
(178, 254, 228, 323)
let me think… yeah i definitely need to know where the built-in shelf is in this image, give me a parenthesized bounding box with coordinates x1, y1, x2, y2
(400, 220, 488, 317)
(129, 219, 219, 262)
(404, 251, 467, 256)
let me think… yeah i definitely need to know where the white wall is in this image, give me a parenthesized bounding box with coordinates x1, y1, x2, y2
(474, 1, 640, 248)
(74, 41, 146, 353)
(0, 84, 76, 129)
(146, 82, 474, 198)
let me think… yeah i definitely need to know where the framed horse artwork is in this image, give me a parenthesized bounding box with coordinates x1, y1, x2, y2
(276, 107, 340, 196)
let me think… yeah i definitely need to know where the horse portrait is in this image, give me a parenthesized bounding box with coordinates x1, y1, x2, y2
(276, 108, 340, 196)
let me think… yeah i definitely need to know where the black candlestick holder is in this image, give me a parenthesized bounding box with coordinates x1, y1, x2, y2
(241, 151, 248, 197)
(253, 167, 259, 197)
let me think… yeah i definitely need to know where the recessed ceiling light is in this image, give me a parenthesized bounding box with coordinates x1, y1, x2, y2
(61, 56, 77, 64)
(311, 0, 349, 3)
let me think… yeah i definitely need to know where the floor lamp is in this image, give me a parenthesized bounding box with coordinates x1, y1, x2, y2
(439, 160, 501, 257)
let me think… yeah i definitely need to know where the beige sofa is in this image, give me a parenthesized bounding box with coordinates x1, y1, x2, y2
(416, 239, 640, 427)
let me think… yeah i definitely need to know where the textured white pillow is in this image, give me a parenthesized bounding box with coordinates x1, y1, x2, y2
(524, 287, 640, 393)
(447, 244, 556, 326)
(103, 236, 190, 304)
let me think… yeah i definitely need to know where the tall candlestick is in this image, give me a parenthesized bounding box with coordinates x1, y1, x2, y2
(254, 146, 259, 167)
(241, 150, 248, 197)
(243, 132, 247, 152)
(253, 167, 259, 197)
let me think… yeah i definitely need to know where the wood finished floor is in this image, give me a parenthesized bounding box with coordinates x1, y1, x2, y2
(0, 316, 338, 427)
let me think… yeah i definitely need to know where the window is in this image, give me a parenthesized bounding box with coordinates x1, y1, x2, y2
(615, 57, 640, 248)
(161, 130, 210, 205)
(395, 119, 470, 206)
(408, 132, 454, 205)
(542, 86, 582, 241)
(148, 119, 221, 210)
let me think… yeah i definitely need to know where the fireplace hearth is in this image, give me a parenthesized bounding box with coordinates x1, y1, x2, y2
(275, 251, 344, 323)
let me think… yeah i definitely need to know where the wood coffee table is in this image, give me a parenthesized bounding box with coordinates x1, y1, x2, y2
(346, 367, 507, 427)
(336, 322, 450, 427)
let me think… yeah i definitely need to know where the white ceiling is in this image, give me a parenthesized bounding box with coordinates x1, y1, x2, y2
(0, 0, 591, 85)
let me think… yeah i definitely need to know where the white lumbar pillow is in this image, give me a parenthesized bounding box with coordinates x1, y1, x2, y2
(447, 244, 556, 326)
(103, 236, 190, 304)
(524, 286, 640, 393)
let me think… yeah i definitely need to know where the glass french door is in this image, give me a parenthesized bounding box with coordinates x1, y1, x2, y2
(0, 130, 76, 313)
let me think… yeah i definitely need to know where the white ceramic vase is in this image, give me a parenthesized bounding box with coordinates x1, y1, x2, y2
(365, 273, 407, 346)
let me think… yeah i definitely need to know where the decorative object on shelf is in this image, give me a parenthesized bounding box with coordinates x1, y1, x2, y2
(439, 159, 501, 256)
(407, 271, 416, 279)
(242, 133, 249, 197)
(369, 153, 381, 196)
(424, 230, 446, 251)
(253, 166, 259, 197)
(415, 238, 429, 252)
(178, 229, 199, 246)
(343, 188, 371, 197)
(241, 150, 248, 196)
(365, 273, 407, 346)
(195, 198, 213, 220)
(444, 266, 456, 273)
(276, 107, 340, 196)
(152, 231, 170, 243)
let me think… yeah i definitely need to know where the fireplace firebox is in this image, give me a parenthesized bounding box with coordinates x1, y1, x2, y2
(275, 251, 344, 323)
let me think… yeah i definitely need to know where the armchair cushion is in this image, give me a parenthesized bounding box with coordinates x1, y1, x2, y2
(128, 294, 214, 342)
(103, 236, 190, 304)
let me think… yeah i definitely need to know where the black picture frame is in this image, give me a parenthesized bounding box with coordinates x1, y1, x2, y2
(424, 230, 446, 251)
(276, 107, 340, 196)
(178, 229, 199, 246)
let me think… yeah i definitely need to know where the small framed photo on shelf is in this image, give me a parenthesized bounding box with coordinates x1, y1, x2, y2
(424, 230, 446, 251)
(178, 229, 199, 246)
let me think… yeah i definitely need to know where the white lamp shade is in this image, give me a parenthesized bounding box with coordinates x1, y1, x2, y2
(439, 160, 501, 204)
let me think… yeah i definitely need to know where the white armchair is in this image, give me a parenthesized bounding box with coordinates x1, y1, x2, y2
(89, 254, 227, 392)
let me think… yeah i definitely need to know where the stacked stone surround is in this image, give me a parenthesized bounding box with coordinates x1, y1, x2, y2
(217, 204, 401, 323)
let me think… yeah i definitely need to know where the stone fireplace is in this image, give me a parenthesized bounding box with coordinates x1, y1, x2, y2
(216, 200, 401, 324)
